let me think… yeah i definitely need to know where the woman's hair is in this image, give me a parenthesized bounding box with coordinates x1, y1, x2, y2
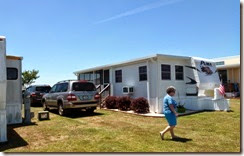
(166, 86, 176, 94)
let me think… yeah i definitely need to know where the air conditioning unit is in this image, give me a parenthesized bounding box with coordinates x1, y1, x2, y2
(122, 86, 134, 95)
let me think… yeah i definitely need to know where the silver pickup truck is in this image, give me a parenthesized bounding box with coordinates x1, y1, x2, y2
(42, 80, 100, 116)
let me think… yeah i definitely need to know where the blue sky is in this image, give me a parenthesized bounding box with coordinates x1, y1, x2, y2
(0, 0, 240, 85)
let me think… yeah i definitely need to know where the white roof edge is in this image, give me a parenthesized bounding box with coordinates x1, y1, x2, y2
(213, 55, 240, 61)
(74, 53, 190, 74)
(0, 36, 6, 39)
(157, 54, 190, 59)
(191, 56, 216, 62)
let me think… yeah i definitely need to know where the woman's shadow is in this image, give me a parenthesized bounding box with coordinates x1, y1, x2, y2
(166, 137, 192, 143)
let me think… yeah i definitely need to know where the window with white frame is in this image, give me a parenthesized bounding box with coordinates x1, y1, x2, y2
(161, 64, 171, 80)
(7, 68, 18, 80)
(139, 66, 147, 81)
(115, 70, 122, 83)
(175, 65, 184, 80)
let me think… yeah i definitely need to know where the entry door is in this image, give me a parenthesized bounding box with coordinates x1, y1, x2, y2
(104, 69, 110, 86)
(218, 70, 227, 84)
(103, 70, 110, 98)
(95, 70, 103, 85)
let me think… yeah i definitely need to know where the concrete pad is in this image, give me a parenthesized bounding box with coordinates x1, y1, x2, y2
(102, 108, 202, 118)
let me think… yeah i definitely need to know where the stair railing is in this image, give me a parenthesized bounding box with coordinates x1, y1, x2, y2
(96, 84, 101, 93)
(98, 84, 110, 108)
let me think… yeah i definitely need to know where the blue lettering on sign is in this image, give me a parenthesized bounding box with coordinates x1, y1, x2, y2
(200, 61, 212, 66)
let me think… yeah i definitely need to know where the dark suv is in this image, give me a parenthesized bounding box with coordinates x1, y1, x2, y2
(42, 80, 100, 116)
(24, 85, 51, 106)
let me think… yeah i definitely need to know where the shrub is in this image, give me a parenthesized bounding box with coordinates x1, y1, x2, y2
(131, 97, 149, 113)
(104, 96, 118, 109)
(117, 96, 132, 111)
(177, 102, 186, 113)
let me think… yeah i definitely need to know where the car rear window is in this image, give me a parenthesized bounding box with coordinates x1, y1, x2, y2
(72, 82, 96, 91)
(36, 86, 51, 93)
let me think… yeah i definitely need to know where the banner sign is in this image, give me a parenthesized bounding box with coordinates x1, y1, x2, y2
(192, 58, 220, 90)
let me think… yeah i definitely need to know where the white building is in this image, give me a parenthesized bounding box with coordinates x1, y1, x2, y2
(0, 36, 23, 143)
(74, 54, 229, 114)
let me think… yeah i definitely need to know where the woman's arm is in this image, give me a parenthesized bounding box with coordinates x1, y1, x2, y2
(169, 104, 178, 117)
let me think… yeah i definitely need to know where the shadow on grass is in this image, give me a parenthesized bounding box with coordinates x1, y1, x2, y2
(166, 137, 192, 143)
(203, 110, 234, 113)
(0, 122, 37, 152)
(49, 109, 105, 119)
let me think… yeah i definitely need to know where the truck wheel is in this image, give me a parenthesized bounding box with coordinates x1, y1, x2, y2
(58, 104, 66, 116)
(43, 100, 49, 111)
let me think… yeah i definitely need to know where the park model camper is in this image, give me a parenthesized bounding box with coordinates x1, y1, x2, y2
(74, 54, 229, 114)
(0, 36, 23, 143)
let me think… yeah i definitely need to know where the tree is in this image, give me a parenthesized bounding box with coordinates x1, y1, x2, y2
(22, 70, 40, 86)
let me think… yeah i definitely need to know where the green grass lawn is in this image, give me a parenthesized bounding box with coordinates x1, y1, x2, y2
(0, 99, 240, 152)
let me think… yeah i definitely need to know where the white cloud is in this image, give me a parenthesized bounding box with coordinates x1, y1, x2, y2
(95, 0, 183, 24)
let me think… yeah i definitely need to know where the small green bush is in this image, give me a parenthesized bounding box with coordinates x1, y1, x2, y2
(177, 104, 186, 113)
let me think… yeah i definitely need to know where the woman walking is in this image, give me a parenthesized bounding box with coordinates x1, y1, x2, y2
(160, 86, 179, 140)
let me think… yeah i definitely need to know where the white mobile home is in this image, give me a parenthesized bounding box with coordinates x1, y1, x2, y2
(0, 36, 23, 142)
(74, 54, 229, 114)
